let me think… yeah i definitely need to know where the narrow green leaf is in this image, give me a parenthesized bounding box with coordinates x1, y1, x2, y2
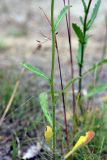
(64, 77, 81, 91)
(72, 23, 84, 43)
(80, 16, 84, 25)
(87, 0, 101, 30)
(92, 59, 107, 70)
(39, 92, 52, 126)
(86, 83, 107, 98)
(22, 63, 50, 82)
(82, 59, 107, 76)
(64, 59, 107, 91)
(77, 42, 82, 66)
(54, 5, 71, 31)
(81, 0, 87, 12)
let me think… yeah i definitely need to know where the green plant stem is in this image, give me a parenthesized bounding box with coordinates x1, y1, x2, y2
(39, 8, 69, 146)
(78, 0, 92, 114)
(51, 0, 56, 159)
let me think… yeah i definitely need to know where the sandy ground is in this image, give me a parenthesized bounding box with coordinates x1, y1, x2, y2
(0, 0, 107, 64)
(0, 0, 107, 90)
(0, 0, 106, 100)
(0, 0, 107, 88)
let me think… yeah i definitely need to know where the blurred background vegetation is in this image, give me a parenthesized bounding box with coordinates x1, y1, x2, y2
(0, 0, 107, 159)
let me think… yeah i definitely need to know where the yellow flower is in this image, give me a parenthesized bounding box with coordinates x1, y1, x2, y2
(44, 126, 53, 143)
(64, 131, 95, 159)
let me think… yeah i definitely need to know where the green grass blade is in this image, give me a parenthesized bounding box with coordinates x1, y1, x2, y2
(12, 138, 17, 160)
(86, 83, 107, 98)
(72, 23, 84, 43)
(64, 77, 81, 91)
(39, 92, 52, 126)
(22, 63, 50, 82)
(64, 59, 107, 91)
(87, 0, 101, 30)
(54, 5, 71, 31)
(92, 59, 107, 70)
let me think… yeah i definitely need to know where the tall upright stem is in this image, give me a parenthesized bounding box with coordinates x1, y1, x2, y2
(55, 37, 69, 145)
(51, 0, 56, 159)
(68, 0, 77, 124)
(78, 0, 92, 114)
(63, 0, 77, 128)
(40, 7, 69, 146)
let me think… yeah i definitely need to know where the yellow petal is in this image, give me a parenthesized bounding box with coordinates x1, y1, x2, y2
(64, 131, 95, 159)
(44, 126, 53, 143)
(101, 95, 107, 101)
